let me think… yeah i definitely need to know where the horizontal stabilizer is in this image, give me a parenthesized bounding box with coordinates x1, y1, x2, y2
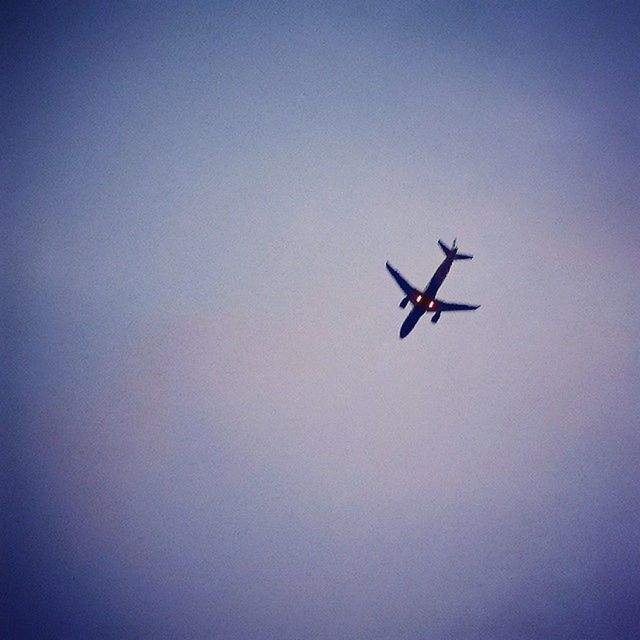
(438, 239, 451, 255)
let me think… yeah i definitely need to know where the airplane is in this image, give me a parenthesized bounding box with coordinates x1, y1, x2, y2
(386, 239, 480, 338)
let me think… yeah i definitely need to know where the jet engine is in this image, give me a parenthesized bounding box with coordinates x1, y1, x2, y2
(399, 296, 409, 309)
(431, 311, 441, 324)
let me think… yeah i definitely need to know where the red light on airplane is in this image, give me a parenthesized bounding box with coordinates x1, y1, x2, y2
(416, 295, 422, 302)
(428, 301, 435, 309)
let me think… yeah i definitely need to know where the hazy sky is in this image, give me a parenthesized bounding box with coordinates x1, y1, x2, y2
(4, 2, 640, 638)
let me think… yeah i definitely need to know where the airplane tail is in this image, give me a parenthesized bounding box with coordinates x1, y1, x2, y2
(438, 239, 473, 260)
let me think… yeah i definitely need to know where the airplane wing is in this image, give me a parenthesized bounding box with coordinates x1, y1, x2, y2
(436, 300, 481, 312)
(386, 262, 419, 296)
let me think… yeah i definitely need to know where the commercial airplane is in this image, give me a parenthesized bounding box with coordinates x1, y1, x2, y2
(386, 239, 480, 338)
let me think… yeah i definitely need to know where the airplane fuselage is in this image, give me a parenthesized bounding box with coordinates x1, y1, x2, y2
(424, 253, 456, 299)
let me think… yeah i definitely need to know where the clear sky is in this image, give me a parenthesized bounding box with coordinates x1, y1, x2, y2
(4, 2, 640, 638)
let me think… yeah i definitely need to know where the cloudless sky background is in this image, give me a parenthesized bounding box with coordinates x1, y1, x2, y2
(4, 2, 640, 638)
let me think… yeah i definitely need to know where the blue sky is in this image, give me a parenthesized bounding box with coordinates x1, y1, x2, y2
(5, 2, 640, 638)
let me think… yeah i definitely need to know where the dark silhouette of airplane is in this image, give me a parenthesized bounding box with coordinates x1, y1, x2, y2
(386, 239, 480, 338)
